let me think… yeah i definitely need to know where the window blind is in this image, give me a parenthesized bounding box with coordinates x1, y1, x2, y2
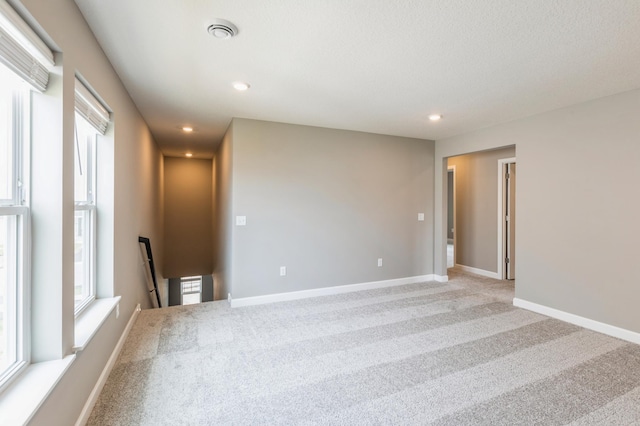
(75, 78, 110, 135)
(0, 0, 54, 92)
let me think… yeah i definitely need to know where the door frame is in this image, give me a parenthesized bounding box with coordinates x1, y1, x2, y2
(447, 165, 456, 268)
(497, 157, 516, 280)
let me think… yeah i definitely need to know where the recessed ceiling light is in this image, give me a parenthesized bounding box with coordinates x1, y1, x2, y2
(185, 153, 193, 158)
(233, 82, 250, 91)
(207, 19, 238, 39)
(182, 126, 194, 132)
(428, 114, 443, 121)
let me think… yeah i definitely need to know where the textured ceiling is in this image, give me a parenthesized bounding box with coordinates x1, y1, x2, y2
(74, 0, 640, 158)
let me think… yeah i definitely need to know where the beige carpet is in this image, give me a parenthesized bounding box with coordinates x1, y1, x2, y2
(87, 270, 640, 425)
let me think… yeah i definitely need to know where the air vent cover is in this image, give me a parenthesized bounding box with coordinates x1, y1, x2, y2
(207, 19, 238, 39)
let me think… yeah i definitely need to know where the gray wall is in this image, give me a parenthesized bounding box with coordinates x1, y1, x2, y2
(448, 146, 515, 273)
(163, 157, 213, 278)
(225, 119, 434, 299)
(13, 0, 164, 424)
(435, 88, 640, 334)
(202, 275, 214, 303)
(168, 278, 181, 306)
(212, 124, 233, 301)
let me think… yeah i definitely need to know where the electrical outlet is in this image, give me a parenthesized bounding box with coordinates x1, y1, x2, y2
(378, 258, 383, 267)
(280, 266, 287, 276)
(116, 303, 120, 319)
(236, 216, 247, 226)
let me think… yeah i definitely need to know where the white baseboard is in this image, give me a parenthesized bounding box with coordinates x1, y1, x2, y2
(434, 275, 448, 282)
(75, 304, 141, 426)
(230, 275, 435, 308)
(454, 264, 500, 279)
(513, 298, 640, 345)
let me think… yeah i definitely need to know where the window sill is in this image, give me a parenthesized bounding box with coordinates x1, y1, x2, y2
(0, 355, 76, 425)
(0, 297, 121, 424)
(74, 296, 121, 352)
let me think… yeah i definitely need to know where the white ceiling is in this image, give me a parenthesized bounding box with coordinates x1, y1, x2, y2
(74, 0, 640, 158)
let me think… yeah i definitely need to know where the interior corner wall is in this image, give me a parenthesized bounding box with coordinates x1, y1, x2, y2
(15, 0, 164, 424)
(435, 88, 640, 334)
(212, 123, 233, 301)
(229, 118, 435, 299)
(448, 146, 515, 273)
(163, 157, 213, 278)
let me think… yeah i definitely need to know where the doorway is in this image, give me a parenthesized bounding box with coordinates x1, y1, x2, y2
(498, 158, 516, 280)
(168, 275, 214, 306)
(447, 166, 456, 269)
(447, 147, 515, 280)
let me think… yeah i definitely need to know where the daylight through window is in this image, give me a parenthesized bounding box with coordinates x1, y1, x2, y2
(181, 276, 202, 305)
(0, 63, 29, 387)
(73, 112, 97, 313)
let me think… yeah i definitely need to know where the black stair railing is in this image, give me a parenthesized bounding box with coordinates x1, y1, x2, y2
(138, 236, 161, 308)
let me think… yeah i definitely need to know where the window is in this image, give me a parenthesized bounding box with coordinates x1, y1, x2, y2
(181, 276, 202, 305)
(74, 112, 97, 313)
(0, 0, 53, 392)
(0, 63, 29, 387)
(74, 78, 109, 314)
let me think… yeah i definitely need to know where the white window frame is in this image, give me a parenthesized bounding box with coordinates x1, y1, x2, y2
(180, 276, 202, 305)
(0, 79, 30, 392)
(73, 115, 97, 315)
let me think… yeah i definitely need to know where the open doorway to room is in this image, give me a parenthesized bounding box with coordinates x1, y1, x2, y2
(446, 146, 515, 280)
(447, 165, 456, 269)
(168, 275, 214, 306)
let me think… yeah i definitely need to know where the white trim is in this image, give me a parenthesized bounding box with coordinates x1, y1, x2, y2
(0, 355, 76, 426)
(73, 296, 121, 352)
(75, 303, 141, 426)
(73, 203, 97, 211)
(454, 264, 500, 279)
(447, 165, 456, 267)
(513, 298, 640, 345)
(0, 205, 28, 214)
(433, 274, 448, 283)
(497, 157, 516, 280)
(230, 275, 435, 308)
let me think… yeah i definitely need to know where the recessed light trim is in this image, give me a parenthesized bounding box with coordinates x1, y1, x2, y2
(182, 126, 194, 132)
(185, 153, 193, 158)
(233, 82, 250, 91)
(428, 114, 443, 121)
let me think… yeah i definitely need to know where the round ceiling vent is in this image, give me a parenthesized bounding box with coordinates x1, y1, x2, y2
(207, 19, 238, 39)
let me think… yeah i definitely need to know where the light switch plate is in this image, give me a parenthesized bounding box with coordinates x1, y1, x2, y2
(418, 213, 425, 221)
(236, 216, 247, 226)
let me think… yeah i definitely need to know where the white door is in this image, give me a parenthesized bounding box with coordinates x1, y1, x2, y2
(505, 163, 516, 279)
